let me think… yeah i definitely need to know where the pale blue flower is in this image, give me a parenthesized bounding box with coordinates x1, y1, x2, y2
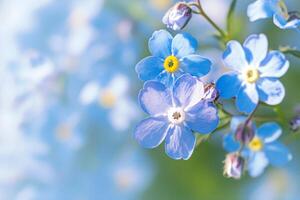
(247, 0, 300, 29)
(135, 74, 219, 160)
(216, 34, 289, 114)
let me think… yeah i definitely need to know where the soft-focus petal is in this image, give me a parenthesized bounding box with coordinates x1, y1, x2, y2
(257, 122, 282, 143)
(138, 81, 172, 116)
(171, 32, 197, 58)
(236, 83, 259, 114)
(185, 102, 219, 134)
(134, 117, 169, 148)
(148, 30, 172, 59)
(216, 72, 242, 99)
(259, 51, 289, 78)
(273, 14, 300, 29)
(265, 141, 292, 167)
(180, 55, 211, 77)
(223, 133, 241, 153)
(243, 34, 268, 67)
(173, 74, 204, 110)
(247, 0, 277, 22)
(135, 56, 164, 81)
(223, 41, 248, 72)
(165, 125, 196, 160)
(247, 151, 269, 177)
(257, 78, 285, 105)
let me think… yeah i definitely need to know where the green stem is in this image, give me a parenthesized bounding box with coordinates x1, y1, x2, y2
(189, 0, 228, 39)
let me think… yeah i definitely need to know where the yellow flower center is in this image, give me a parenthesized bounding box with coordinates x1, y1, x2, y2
(99, 90, 116, 108)
(56, 124, 72, 141)
(164, 55, 180, 73)
(278, 0, 289, 19)
(248, 137, 263, 151)
(243, 68, 260, 83)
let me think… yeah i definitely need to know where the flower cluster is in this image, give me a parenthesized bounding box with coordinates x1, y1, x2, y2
(134, 0, 298, 179)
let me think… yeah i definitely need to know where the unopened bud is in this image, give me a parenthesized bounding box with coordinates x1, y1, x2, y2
(162, 2, 192, 31)
(290, 115, 300, 132)
(235, 122, 255, 144)
(223, 153, 244, 179)
(203, 83, 219, 102)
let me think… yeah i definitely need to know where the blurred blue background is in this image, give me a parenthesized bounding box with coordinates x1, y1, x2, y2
(0, 0, 299, 199)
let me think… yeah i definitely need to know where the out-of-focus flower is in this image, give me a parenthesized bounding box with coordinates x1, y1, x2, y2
(224, 118, 292, 177)
(290, 115, 300, 132)
(135, 74, 219, 160)
(162, 2, 192, 31)
(216, 34, 289, 114)
(247, 0, 300, 29)
(223, 153, 245, 179)
(135, 30, 212, 86)
(79, 74, 139, 131)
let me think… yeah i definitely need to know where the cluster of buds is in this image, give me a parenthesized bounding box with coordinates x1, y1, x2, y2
(162, 2, 192, 31)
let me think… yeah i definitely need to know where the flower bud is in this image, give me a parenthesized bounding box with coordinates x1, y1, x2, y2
(203, 83, 219, 102)
(290, 115, 300, 132)
(235, 122, 255, 144)
(162, 2, 192, 31)
(223, 153, 244, 179)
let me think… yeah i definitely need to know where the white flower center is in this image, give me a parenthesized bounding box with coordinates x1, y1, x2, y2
(167, 107, 185, 124)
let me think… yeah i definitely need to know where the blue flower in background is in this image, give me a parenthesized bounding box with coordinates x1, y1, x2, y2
(216, 34, 289, 114)
(134, 74, 219, 160)
(247, 0, 300, 29)
(223, 117, 292, 177)
(135, 30, 212, 86)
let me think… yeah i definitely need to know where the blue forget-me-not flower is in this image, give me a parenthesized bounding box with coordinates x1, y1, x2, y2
(247, 0, 300, 30)
(134, 74, 219, 160)
(216, 34, 289, 114)
(223, 117, 292, 177)
(135, 30, 212, 86)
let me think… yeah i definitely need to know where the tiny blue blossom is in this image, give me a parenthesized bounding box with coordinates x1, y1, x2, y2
(135, 30, 212, 86)
(216, 34, 289, 114)
(223, 117, 292, 177)
(247, 0, 300, 29)
(134, 74, 219, 160)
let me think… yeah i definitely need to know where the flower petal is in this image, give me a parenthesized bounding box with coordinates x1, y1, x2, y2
(185, 102, 219, 134)
(259, 51, 289, 78)
(247, 0, 277, 22)
(180, 55, 211, 77)
(273, 14, 300, 29)
(216, 72, 242, 99)
(265, 141, 292, 167)
(223, 133, 241, 153)
(223, 41, 248, 72)
(243, 34, 268, 67)
(236, 83, 259, 114)
(247, 151, 269, 177)
(149, 30, 172, 59)
(257, 78, 285, 105)
(165, 125, 196, 160)
(173, 74, 204, 110)
(135, 56, 164, 81)
(134, 117, 169, 148)
(138, 81, 172, 116)
(257, 122, 282, 143)
(171, 32, 197, 58)
(230, 116, 247, 132)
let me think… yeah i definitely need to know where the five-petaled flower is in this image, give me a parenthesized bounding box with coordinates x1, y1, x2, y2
(134, 74, 219, 160)
(216, 33, 289, 114)
(223, 117, 292, 177)
(247, 0, 300, 29)
(135, 30, 212, 86)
